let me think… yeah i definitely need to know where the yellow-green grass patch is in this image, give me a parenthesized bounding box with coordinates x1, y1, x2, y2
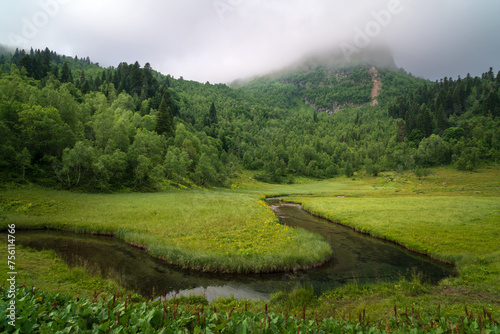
(0, 186, 332, 273)
(291, 196, 500, 264)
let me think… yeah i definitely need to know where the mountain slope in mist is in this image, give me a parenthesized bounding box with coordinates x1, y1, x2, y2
(285, 45, 398, 73)
(236, 45, 414, 113)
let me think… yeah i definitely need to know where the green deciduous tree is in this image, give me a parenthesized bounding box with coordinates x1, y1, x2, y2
(17, 104, 75, 160)
(164, 146, 191, 182)
(92, 149, 127, 191)
(344, 162, 354, 178)
(454, 147, 480, 171)
(61, 140, 95, 188)
(442, 127, 466, 144)
(194, 153, 217, 186)
(128, 129, 166, 187)
(16, 147, 31, 181)
(416, 135, 451, 166)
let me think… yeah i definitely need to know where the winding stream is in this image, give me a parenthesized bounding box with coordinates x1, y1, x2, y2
(13, 198, 455, 301)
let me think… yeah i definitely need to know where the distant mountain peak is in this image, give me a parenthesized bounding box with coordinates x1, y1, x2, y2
(231, 45, 397, 87)
(290, 44, 398, 73)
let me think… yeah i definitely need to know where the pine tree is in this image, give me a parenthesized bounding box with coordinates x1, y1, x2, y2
(452, 86, 463, 115)
(51, 64, 59, 78)
(487, 67, 494, 81)
(42, 47, 51, 77)
(155, 98, 174, 137)
(436, 104, 448, 133)
(209, 102, 217, 125)
(161, 88, 179, 117)
(19, 55, 32, 76)
(484, 90, 500, 117)
(422, 105, 433, 137)
(60, 61, 72, 83)
(398, 98, 406, 119)
(130, 61, 142, 95)
(32, 52, 42, 80)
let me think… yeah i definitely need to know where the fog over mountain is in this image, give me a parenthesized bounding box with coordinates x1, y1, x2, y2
(1, 0, 499, 83)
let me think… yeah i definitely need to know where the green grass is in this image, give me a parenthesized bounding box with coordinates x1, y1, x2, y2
(1, 167, 499, 324)
(0, 187, 332, 273)
(294, 196, 499, 263)
(231, 170, 373, 196)
(275, 167, 500, 319)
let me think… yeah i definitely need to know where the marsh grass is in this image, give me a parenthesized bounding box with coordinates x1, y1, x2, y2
(0, 186, 331, 273)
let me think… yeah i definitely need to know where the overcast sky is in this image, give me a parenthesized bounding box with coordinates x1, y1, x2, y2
(1, 0, 499, 83)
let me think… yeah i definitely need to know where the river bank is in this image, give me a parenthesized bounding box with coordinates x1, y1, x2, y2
(0, 186, 331, 274)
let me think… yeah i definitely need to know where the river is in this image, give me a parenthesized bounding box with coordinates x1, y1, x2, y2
(13, 198, 455, 301)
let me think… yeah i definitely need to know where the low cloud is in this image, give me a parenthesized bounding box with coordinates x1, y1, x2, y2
(1, 0, 499, 83)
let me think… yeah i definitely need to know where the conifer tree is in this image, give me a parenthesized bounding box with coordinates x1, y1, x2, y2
(60, 61, 72, 83)
(161, 88, 179, 117)
(487, 67, 494, 81)
(32, 51, 42, 80)
(452, 85, 463, 115)
(19, 55, 32, 76)
(484, 90, 500, 117)
(42, 48, 50, 77)
(422, 105, 433, 137)
(155, 98, 174, 137)
(130, 61, 143, 95)
(209, 102, 217, 125)
(436, 104, 448, 133)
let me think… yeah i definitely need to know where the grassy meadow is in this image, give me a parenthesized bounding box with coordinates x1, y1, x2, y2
(1, 167, 499, 324)
(0, 187, 331, 273)
(274, 167, 500, 318)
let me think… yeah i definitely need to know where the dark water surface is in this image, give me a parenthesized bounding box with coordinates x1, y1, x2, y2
(13, 198, 455, 301)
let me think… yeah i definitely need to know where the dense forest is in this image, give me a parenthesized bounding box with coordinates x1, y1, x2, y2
(0, 47, 499, 191)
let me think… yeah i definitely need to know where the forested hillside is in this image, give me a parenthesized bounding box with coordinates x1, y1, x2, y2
(387, 69, 500, 171)
(0, 47, 499, 191)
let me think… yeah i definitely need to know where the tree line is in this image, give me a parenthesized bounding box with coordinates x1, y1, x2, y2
(0, 47, 499, 191)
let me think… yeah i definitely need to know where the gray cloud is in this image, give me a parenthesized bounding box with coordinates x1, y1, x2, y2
(1, 0, 499, 83)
